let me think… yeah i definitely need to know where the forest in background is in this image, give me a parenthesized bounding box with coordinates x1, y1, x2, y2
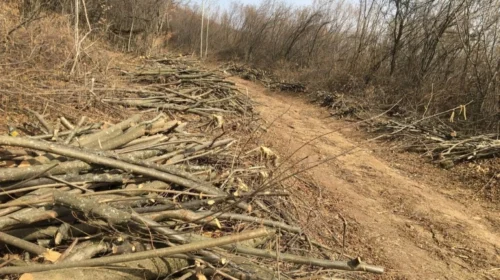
(7, 0, 500, 133)
(172, 0, 500, 134)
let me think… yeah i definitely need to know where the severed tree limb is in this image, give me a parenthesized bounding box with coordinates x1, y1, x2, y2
(171, 227, 384, 274)
(1, 163, 59, 192)
(111, 240, 145, 255)
(0, 231, 48, 257)
(0, 183, 88, 214)
(64, 116, 87, 145)
(52, 119, 61, 141)
(4, 226, 70, 241)
(224, 245, 384, 274)
(31, 123, 102, 140)
(176, 271, 195, 280)
(148, 138, 234, 163)
(0, 136, 226, 196)
(131, 197, 226, 213)
(102, 99, 189, 112)
(120, 134, 170, 152)
(0, 148, 36, 159)
(0, 160, 92, 183)
(0, 232, 61, 263)
(76, 114, 142, 147)
(81, 115, 169, 152)
(99, 152, 227, 199)
(79, 128, 122, 149)
(198, 211, 302, 233)
(54, 223, 71, 245)
(54, 191, 131, 225)
(56, 238, 78, 263)
(128, 211, 244, 268)
(20, 258, 189, 280)
(61, 241, 110, 263)
(90, 124, 146, 151)
(0, 207, 71, 231)
(46, 175, 89, 193)
(119, 134, 167, 149)
(0, 173, 133, 191)
(96, 180, 171, 199)
(52, 191, 242, 272)
(0, 186, 67, 217)
(131, 193, 288, 214)
(59, 117, 75, 130)
(167, 146, 225, 166)
(0, 150, 161, 183)
(28, 109, 54, 135)
(143, 209, 221, 229)
(108, 152, 209, 186)
(98, 151, 251, 212)
(0, 228, 273, 275)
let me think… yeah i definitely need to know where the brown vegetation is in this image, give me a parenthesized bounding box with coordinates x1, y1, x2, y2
(0, 0, 174, 133)
(171, 0, 500, 133)
(0, 2, 388, 279)
(1, 1, 499, 279)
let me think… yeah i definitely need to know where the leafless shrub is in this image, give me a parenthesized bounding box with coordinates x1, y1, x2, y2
(18, 0, 174, 55)
(6, 0, 500, 131)
(169, 0, 500, 132)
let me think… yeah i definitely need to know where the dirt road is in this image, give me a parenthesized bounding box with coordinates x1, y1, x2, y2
(231, 77, 500, 280)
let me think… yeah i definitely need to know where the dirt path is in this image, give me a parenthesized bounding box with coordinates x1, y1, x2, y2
(231, 77, 500, 280)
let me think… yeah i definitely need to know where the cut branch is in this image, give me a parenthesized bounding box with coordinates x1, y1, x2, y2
(0, 228, 273, 275)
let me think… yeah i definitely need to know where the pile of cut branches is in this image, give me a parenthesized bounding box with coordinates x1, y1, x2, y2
(0, 113, 383, 279)
(311, 91, 369, 119)
(269, 81, 306, 93)
(145, 55, 201, 67)
(371, 118, 500, 166)
(100, 62, 253, 117)
(222, 63, 273, 84)
(0, 56, 384, 279)
(222, 63, 306, 93)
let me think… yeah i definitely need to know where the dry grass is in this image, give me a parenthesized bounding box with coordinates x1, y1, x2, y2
(0, 2, 141, 134)
(1, 3, 72, 75)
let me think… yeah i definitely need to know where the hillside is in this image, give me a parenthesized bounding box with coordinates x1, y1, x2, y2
(0, 1, 499, 280)
(231, 76, 500, 280)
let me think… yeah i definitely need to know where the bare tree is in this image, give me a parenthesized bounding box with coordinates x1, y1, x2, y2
(165, 0, 500, 129)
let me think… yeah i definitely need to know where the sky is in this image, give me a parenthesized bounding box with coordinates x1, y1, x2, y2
(189, 0, 315, 11)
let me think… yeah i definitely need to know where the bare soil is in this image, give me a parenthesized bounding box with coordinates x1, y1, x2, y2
(230, 76, 500, 280)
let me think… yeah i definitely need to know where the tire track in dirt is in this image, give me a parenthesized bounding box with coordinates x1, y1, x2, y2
(231, 77, 500, 280)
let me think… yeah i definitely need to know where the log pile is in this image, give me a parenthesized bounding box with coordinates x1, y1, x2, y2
(99, 64, 253, 117)
(269, 82, 306, 93)
(222, 63, 272, 84)
(311, 91, 367, 119)
(372, 119, 500, 166)
(0, 56, 384, 279)
(223, 63, 307, 93)
(0, 114, 383, 279)
(311, 88, 496, 166)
